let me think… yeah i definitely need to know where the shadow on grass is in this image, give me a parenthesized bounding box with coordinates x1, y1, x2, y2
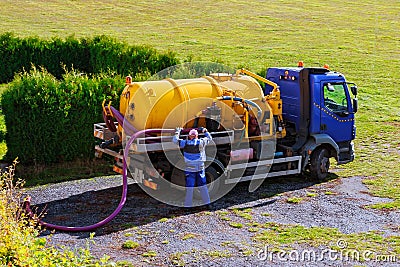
(33, 173, 338, 238)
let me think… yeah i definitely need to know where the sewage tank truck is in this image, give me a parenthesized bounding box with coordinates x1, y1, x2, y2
(94, 62, 358, 199)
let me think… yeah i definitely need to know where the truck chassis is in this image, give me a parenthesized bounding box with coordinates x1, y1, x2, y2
(94, 122, 302, 192)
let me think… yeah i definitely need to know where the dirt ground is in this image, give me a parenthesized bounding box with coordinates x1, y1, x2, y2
(26, 174, 400, 266)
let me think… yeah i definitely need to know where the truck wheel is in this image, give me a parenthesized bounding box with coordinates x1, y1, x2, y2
(310, 147, 330, 181)
(194, 166, 221, 199)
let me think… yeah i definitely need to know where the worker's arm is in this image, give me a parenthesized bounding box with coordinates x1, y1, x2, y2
(172, 127, 185, 148)
(200, 128, 212, 146)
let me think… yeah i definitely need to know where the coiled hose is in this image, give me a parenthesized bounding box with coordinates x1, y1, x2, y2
(24, 128, 175, 232)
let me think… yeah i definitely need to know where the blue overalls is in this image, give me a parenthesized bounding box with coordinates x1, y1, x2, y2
(173, 130, 212, 207)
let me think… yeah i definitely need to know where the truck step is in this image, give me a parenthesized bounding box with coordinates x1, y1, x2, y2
(224, 156, 302, 184)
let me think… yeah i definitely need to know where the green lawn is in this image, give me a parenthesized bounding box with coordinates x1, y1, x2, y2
(0, 0, 399, 208)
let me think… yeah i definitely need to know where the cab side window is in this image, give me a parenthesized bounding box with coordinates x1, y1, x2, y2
(323, 83, 348, 116)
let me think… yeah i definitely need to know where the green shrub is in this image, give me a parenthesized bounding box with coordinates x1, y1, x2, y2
(0, 160, 104, 266)
(0, 33, 179, 83)
(0, 33, 179, 165)
(1, 67, 124, 164)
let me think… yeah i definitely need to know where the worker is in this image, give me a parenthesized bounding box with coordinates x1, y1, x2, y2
(173, 127, 212, 208)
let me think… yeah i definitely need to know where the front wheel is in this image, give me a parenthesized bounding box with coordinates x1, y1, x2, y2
(309, 147, 330, 181)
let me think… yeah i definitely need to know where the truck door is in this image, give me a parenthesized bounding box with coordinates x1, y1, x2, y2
(319, 82, 354, 142)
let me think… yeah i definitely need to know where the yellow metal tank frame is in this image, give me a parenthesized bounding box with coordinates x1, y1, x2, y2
(117, 69, 286, 140)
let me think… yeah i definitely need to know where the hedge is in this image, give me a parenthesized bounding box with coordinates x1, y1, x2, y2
(1, 68, 125, 164)
(0, 34, 179, 165)
(0, 33, 179, 83)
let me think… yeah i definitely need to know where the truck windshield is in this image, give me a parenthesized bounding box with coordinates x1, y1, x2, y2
(323, 83, 348, 115)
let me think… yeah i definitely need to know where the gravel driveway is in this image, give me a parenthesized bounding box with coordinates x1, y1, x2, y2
(26, 174, 400, 266)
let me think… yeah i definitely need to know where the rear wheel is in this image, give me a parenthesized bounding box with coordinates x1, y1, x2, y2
(310, 147, 330, 181)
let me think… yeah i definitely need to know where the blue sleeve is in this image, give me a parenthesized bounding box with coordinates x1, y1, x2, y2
(173, 132, 186, 148)
(200, 131, 212, 145)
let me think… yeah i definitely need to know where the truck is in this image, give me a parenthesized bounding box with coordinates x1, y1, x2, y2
(94, 62, 358, 203)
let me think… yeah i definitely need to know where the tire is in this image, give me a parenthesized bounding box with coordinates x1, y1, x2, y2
(194, 166, 221, 199)
(310, 147, 330, 181)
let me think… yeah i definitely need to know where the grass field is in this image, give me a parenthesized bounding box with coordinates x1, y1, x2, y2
(0, 0, 399, 208)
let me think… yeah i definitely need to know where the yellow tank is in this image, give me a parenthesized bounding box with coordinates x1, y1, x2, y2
(120, 77, 221, 130)
(119, 71, 280, 139)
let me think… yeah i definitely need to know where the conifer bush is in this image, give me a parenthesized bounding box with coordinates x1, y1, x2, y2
(0, 33, 178, 83)
(1, 68, 124, 164)
(0, 33, 179, 165)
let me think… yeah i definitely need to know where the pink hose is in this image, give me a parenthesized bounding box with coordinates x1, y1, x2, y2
(24, 128, 175, 232)
(110, 106, 139, 136)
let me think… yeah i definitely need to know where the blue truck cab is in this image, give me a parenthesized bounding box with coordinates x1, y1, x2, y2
(265, 66, 358, 179)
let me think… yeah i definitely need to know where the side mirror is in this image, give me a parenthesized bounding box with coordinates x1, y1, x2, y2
(350, 85, 358, 96)
(327, 83, 335, 92)
(352, 98, 358, 113)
